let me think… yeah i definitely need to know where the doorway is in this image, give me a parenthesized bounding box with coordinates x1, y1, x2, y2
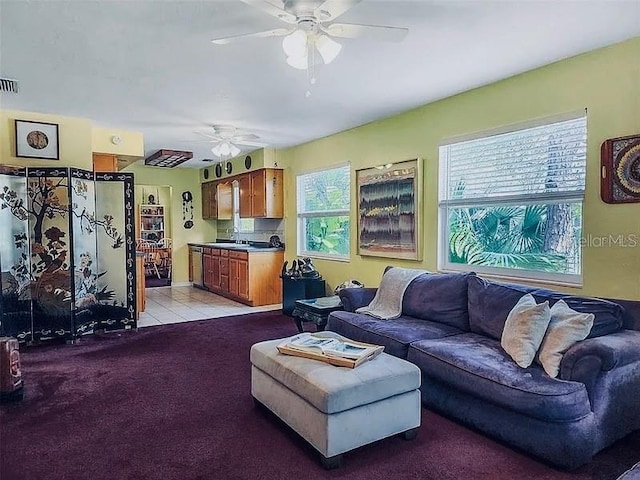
(136, 185, 173, 287)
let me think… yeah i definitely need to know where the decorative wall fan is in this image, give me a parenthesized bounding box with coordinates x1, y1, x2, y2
(195, 125, 263, 159)
(211, 0, 408, 70)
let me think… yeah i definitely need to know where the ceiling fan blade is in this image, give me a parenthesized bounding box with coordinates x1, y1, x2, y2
(315, 0, 362, 21)
(211, 27, 292, 45)
(194, 131, 222, 140)
(235, 140, 265, 147)
(325, 23, 408, 42)
(232, 134, 260, 142)
(239, 0, 298, 24)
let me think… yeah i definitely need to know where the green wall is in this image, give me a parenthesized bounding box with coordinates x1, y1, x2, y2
(279, 37, 640, 300)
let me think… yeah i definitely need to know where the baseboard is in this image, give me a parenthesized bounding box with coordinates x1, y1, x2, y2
(171, 281, 192, 287)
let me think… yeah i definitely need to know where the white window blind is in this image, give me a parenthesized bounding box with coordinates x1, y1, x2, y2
(438, 113, 587, 284)
(298, 165, 350, 214)
(440, 115, 587, 206)
(297, 164, 350, 260)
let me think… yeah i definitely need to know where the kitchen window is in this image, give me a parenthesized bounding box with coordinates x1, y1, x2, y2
(438, 112, 587, 284)
(297, 164, 351, 260)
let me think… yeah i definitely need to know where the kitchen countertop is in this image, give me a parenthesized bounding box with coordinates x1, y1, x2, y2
(188, 241, 284, 252)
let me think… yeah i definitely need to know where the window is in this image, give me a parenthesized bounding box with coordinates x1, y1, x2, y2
(438, 113, 587, 284)
(297, 164, 350, 260)
(232, 181, 254, 233)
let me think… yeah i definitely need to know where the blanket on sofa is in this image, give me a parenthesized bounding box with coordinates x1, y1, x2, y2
(356, 268, 425, 320)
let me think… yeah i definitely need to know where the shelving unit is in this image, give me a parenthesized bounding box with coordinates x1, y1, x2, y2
(139, 204, 165, 243)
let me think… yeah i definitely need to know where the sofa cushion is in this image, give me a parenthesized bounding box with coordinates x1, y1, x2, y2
(500, 294, 551, 368)
(468, 276, 624, 341)
(402, 271, 473, 330)
(537, 300, 594, 378)
(407, 333, 591, 423)
(327, 311, 464, 359)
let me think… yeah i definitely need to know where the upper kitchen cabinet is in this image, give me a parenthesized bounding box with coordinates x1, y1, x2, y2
(201, 182, 214, 219)
(239, 168, 283, 218)
(217, 181, 233, 219)
(201, 180, 232, 220)
(92, 153, 118, 172)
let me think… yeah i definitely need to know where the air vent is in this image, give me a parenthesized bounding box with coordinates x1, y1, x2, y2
(0, 78, 19, 93)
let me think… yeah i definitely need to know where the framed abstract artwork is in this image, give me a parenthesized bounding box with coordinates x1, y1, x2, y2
(601, 134, 640, 204)
(14, 120, 60, 160)
(356, 158, 422, 260)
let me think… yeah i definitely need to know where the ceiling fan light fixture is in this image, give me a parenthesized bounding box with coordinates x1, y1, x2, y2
(286, 53, 308, 70)
(282, 29, 308, 57)
(211, 144, 222, 157)
(219, 141, 231, 156)
(229, 143, 241, 157)
(316, 34, 342, 64)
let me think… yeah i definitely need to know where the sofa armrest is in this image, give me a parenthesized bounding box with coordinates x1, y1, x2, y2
(559, 330, 640, 385)
(338, 288, 377, 312)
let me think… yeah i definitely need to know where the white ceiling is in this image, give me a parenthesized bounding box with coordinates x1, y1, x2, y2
(1, 1, 639, 168)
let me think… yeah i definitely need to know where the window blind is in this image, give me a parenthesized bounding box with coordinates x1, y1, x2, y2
(439, 116, 587, 206)
(297, 164, 350, 213)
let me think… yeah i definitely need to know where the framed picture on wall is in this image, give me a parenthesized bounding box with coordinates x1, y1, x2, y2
(356, 158, 422, 260)
(15, 119, 60, 160)
(601, 133, 640, 204)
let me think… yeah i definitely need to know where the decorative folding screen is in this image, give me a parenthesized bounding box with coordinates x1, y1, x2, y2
(0, 167, 136, 343)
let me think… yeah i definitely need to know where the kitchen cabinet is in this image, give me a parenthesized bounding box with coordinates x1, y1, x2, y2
(239, 168, 283, 218)
(202, 248, 212, 289)
(217, 182, 233, 220)
(201, 181, 233, 220)
(202, 181, 224, 220)
(201, 182, 213, 219)
(93, 153, 118, 172)
(219, 249, 229, 291)
(188, 244, 283, 306)
(229, 251, 249, 300)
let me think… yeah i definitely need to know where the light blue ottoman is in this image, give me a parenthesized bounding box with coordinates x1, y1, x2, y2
(250, 334, 421, 469)
(618, 462, 640, 480)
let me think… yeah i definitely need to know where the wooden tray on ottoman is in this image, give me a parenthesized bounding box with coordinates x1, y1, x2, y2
(277, 333, 384, 368)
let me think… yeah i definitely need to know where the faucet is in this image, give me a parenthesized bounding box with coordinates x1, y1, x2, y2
(231, 226, 240, 243)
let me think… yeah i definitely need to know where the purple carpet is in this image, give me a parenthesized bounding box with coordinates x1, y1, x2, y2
(1, 311, 638, 480)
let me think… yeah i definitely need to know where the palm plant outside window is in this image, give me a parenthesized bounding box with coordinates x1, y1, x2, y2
(297, 164, 350, 260)
(438, 113, 587, 284)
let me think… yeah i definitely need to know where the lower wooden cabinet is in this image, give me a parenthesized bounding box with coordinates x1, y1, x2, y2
(229, 251, 249, 300)
(194, 246, 283, 306)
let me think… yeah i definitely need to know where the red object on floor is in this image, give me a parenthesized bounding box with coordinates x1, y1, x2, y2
(0, 337, 23, 403)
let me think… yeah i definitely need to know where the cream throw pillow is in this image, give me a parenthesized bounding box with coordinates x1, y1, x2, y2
(501, 294, 551, 368)
(537, 300, 594, 378)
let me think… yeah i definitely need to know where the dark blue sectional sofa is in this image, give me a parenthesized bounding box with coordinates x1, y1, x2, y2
(327, 271, 640, 469)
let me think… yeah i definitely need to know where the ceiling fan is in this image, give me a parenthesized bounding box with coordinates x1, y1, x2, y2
(211, 0, 409, 70)
(195, 125, 264, 159)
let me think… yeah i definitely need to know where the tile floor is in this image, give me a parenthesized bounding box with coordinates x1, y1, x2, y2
(138, 285, 281, 328)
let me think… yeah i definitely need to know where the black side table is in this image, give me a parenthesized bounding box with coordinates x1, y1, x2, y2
(282, 277, 326, 316)
(291, 296, 343, 333)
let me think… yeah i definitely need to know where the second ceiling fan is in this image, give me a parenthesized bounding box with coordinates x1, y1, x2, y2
(211, 0, 409, 70)
(195, 125, 263, 158)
